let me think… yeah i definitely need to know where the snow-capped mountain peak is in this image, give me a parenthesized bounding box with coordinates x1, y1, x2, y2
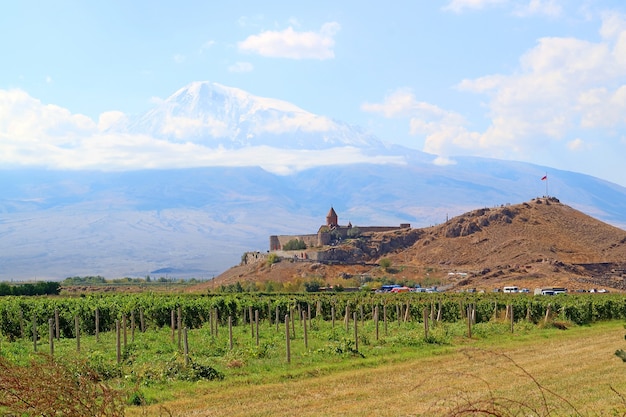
(128, 81, 383, 149)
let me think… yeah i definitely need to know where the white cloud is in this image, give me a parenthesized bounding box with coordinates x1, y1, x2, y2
(567, 138, 585, 151)
(513, 0, 562, 17)
(238, 22, 340, 60)
(173, 54, 186, 64)
(0, 89, 403, 174)
(228, 62, 254, 73)
(364, 13, 626, 166)
(362, 89, 479, 157)
(97, 111, 128, 132)
(445, 0, 563, 17)
(444, 0, 507, 13)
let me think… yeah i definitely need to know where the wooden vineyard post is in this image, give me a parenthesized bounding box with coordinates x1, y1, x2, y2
(404, 302, 411, 322)
(116, 320, 121, 364)
(170, 310, 175, 342)
(430, 302, 435, 323)
(510, 305, 515, 333)
(48, 318, 54, 356)
(345, 304, 350, 333)
(248, 306, 254, 339)
(275, 306, 280, 332)
(423, 308, 429, 340)
(396, 304, 400, 326)
(255, 310, 259, 346)
(374, 305, 379, 341)
(177, 307, 182, 350)
(308, 304, 312, 329)
(545, 304, 552, 323)
(214, 308, 219, 338)
(32, 314, 37, 352)
(140, 309, 145, 333)
(331, 306, 335, 328)
(228, 316, 233, 350)
(437, 300, 442, 322)
(493, 301, 498, 321)
(19, 309, 24, 339)
(303, 312, 308, 349)
(353, 312, 358, 352)
(55, 308, 60, 340)
(360, 304, 364, 327)
(291, 308, 296, 339)
(268, 303, 272, 326)
(467, 306, 472, 339)
(383, 304, 388, 336)
(131, 310, 135, 342)
(75, 315, 80, 353)
(285, 314, 291, 364)
(122, 315, 127, 349)
(95, 308, 100, 342)
(184, 328, 189, 366)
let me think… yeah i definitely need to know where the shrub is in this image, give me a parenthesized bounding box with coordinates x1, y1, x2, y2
(0, 355, 125, 416)
(267, 253, 280, 265)
(283, 239, 307, 251)
(379, 258, 392, 271)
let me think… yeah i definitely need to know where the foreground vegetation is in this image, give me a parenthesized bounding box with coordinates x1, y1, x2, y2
(1, 292, 626, 415)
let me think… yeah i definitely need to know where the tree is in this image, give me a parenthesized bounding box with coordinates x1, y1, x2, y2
(379, 258, 392, 271)
(303, 280, 322, 292)
(283, 239, 307, 251)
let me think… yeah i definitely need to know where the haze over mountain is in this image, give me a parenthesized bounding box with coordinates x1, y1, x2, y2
(1, 82, 626, 281)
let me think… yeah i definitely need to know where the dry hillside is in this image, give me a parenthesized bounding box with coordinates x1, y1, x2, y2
(195, 197, 626, 293)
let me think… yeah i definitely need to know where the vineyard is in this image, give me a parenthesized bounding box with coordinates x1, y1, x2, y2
(1, 292, 626, 415)
(1, 292, 625, 339)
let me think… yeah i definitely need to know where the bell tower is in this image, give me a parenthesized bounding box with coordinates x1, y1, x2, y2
(326, 207, 338, 228)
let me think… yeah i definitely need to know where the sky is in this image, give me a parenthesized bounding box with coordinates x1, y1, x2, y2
(2, 0, 626, 186)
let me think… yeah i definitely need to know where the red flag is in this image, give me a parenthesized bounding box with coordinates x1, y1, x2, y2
(541, 175, 547, 181)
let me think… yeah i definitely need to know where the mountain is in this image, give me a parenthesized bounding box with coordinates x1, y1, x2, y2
(1, 81, 626, 281)
(126, 81, 383, 150)
(208, 197, 626, 293)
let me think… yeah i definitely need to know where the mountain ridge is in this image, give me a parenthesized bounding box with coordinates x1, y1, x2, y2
(206, 197, 626, 292)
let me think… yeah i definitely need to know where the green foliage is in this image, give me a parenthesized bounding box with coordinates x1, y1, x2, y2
(346, 227, 361, 238)
(304, 280, 323, 293)
(63, 275, 107, 285)
(0, 281, 61, 296)
(283, 238, 307, 251)
(267, 253, 280, 265)
(379, 258, 392, 271)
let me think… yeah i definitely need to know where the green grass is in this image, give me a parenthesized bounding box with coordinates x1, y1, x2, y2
(2, 315, 625, 416)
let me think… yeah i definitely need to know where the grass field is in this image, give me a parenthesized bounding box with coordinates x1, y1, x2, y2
(126, 321, 626, 416)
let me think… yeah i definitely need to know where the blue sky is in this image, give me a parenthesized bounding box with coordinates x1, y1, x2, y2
(2, 0, 626, 186)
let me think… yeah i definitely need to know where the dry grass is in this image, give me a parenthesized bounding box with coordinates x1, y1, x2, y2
(131, 321, 626, 416)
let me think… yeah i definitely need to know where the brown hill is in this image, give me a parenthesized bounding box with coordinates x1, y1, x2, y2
(196, 197, 626, 293)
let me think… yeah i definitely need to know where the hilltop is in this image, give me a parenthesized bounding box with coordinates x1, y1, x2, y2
(202, 197, 626, 292)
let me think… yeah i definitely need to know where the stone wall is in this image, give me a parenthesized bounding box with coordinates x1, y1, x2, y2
(269, 234, 319, 251)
